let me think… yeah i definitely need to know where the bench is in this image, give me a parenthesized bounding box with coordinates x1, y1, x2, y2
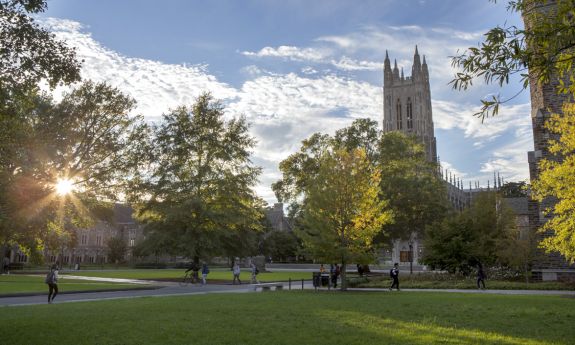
(253, 282, 284, 292)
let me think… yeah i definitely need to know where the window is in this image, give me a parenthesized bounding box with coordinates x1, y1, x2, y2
(81, 234, 87, 245)
(96, 235, 102, 246)
(130, 239, 135, 247)
(406, 97, 413, 129)
(396, 99, 402, 130)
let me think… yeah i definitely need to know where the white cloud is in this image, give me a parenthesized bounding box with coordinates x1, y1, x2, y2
(44, 18, 384, 204)
(42, 17, 534, 203)
(44, 18, 237, 118)
(433, 100, 531, 144)
(241, 45, 328, 62)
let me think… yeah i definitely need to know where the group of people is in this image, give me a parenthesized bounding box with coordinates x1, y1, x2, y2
(185, 260, 261, 286)
(232, 261, 260, 285)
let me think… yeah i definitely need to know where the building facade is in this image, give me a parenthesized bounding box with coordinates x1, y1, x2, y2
(4, 204, 144, 268)
(383, 46, 437, 163)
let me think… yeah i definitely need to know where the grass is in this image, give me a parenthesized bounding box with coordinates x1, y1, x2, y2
(350, 273, 575, 290)
(1, 291, 574, 344)
(61, 268, 312, 282)
(0, 274, 146, 295)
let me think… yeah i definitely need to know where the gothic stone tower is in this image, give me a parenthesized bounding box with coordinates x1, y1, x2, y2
(383, 46, 437, 162)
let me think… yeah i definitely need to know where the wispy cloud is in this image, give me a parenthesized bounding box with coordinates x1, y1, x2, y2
(43, 17, 533, 202)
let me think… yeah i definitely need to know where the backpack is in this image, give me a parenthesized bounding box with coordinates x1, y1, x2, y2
(389, 269, 394, 278)
(45, 271, 54, 284)
(255, 267, 259, 275)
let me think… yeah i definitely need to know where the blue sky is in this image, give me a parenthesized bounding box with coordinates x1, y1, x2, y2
(39, 0, 533, 204)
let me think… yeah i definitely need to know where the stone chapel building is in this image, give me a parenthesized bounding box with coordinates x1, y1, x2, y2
(381, 47, 439, 267)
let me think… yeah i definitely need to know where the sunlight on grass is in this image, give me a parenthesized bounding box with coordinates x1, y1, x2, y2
(317, 309, 559, 345)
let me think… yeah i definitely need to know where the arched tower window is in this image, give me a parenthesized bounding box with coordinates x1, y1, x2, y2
(396, 99, 402, 130)
(407, 97, 413, 130)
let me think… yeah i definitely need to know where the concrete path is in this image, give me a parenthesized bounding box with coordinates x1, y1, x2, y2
(2, 279, 574, 307)
(0, 282, 259, 307)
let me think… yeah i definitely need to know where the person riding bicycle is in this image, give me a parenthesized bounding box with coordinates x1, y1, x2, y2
(185, 262, 200, 283)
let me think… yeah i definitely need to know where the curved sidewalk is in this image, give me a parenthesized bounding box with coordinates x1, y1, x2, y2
(2, 281, 574, 307)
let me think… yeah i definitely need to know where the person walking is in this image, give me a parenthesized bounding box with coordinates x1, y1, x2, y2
(477, 264, 486, 289)
(250, 262, 260, 284)
(2, 256, 9, 274)
(332, 264, 340, 288)
(389, 263, 400, 291)
(201, 263, 209, 285)
(232, 262, 242, 285)
(45, 263, 59, 304)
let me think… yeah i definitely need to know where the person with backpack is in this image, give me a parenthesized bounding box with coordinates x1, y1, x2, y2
(45, 263, 59, 303)
(389, 263, 400, 291)
(250, 262, 260, 284)
(201, 262, 210, 285)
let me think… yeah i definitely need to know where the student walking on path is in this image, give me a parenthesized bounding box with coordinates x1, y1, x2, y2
(332, 264, 340, 288)
(201, 263, 209, 285)
(232, 262, 242, 285)
(477, 264, 486, 289)
(250, 262, 260, 284)
(45, 264, 59, 303)
(389, 263, 400, 291)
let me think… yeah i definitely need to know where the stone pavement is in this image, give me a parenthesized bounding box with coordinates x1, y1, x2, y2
(2, 279, 574, 307)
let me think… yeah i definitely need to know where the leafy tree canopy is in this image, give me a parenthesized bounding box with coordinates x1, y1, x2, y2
(532, 103, 575, 262)
(132, 93, 263, 261)
(0, 0, 81, 96)
(450, 0, 575, 120)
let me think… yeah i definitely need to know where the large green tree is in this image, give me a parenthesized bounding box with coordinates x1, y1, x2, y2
(532, 103, 575, 262)
(0, 82, 148, 258)
(0, 0, 82, 258)
(423, 192, 518, 274)
(377, 132, 448, 243)
(299, 148, 392, 290)
(132, 93, 263, 263)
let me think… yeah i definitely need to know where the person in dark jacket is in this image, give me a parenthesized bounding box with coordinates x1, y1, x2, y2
(389, 263, 400, 291)
(477, 264, 486, 289)
(45, 263, 59, 303)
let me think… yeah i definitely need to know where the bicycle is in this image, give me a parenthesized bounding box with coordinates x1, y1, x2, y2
(179, 271, 199, 287)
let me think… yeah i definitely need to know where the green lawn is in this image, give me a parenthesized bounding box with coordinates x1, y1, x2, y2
(352, 273, 575, 290)
(0, 275, 146, 295)
(1, 291, 573, 344)
(61, 268, 312, 282)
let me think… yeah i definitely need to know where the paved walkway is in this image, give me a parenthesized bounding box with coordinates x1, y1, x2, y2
(2, 279, 574, 307)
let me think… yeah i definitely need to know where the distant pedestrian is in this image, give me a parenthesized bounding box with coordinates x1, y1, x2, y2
(45, 264, 59, 304)
(250, 262, 260, 284)
(319, 264, 325, 273)
(232, 262, 242, 285)
(201, 263, 209, 285)
(332, 264, 340, 288)
(389, 263, 400, 291)
(357, 264, 364, 277)
(477, 264, 486, 289)
(2, 256, 9, 274)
